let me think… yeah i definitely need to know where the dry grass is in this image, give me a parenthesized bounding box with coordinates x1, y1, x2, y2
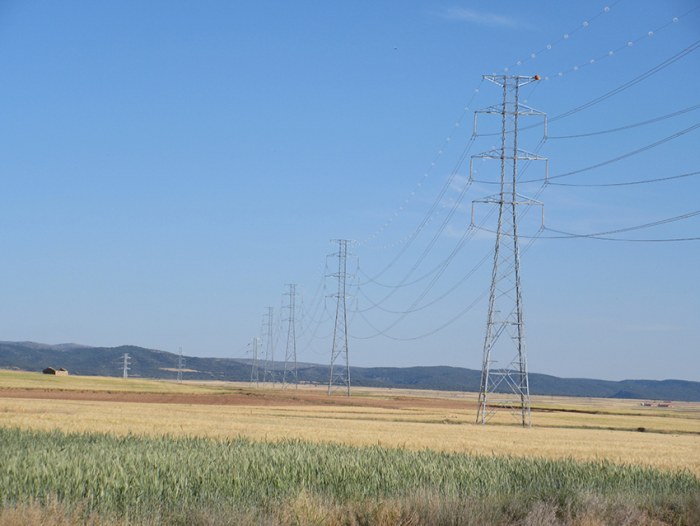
(0, 370, 228, 394)
(1, 492, 699, 526)
(1, 370, 699, 475)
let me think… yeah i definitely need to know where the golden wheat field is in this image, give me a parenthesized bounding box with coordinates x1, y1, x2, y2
(1, 370, 699, 475)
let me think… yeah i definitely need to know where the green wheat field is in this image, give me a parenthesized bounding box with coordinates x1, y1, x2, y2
(1, 427, 699, 525)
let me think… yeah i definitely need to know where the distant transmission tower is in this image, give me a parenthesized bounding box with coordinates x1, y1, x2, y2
(262, 306, 276, 384)
(328, 239, 353, 396)
(250, 336, 260, 386)
(176, 346, 185, 382)
(471, 74, 547, 427)
(122, 352, 131, 379)
(282, 283, 298, 388)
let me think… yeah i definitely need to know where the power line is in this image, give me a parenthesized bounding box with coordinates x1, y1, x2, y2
(296, 266, 328, 340)
(480, 38, 700, 139)
(357, 261, 444, 289)
(354, 149, 477, 315)
(501, 123, 700, 185)
(507, 1, 623, 72)
(354, 289, 488, 342)
(362, 136, 477, 281)
(358, 4, 683, 257)
(481, 210, 700, 241)
(542, 210, 700, 240)
(356, 217, 480, 320)
(548, 169, 700, 187)
(360, 2, 635, 251)
(547, 123, 700, 181)
(353, 204, 505, 334)
(540, 5, 700, 82)
(356, 250, 491, 316)
(352, 231, 544, 342)
(356, 144, 549, 333)
(297, 299, 334, 356)
(548, 103, 700, 139)
(353, 180, 551, 344)
(359, 6, 697, 266)
(360, 82, 484, 248)
(550, 38, 700, 123)
(358, 140, 546, 296)
(359, 226, 479, 318)
(544, 234, 700, 242)
(295, 256, 341, 359)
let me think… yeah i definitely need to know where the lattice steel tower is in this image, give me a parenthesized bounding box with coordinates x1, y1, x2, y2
(328, 239, 352, 395)
(122, 352, 130, 379)
(250, 336, 260, 386)
(262, 306, 276, 384)
(472, 74, 547, 427)
(282, 283, 298, 388)
(176, 346, 185, 383)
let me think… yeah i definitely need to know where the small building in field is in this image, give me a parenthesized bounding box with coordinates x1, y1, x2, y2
(42, 367, 69, 376)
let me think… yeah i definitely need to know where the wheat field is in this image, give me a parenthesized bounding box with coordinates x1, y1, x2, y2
(1, 371, 698, 476)
(2, 371, 700, 525)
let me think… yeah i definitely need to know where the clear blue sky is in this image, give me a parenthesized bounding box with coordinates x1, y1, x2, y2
(0, 1, 698, 381)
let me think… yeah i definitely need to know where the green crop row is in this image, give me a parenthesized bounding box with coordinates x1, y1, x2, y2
(1, 427, 698, 524)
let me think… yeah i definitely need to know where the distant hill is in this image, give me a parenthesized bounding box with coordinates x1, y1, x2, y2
(1, 341, 699, 401)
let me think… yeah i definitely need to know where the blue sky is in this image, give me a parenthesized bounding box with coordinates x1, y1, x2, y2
(0, 1, 698, 381)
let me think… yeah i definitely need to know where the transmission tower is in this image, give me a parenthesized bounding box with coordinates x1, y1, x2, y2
(262, 306, 276, 384)
(250, 336, 260, 386)
(121, 352, 131, 379)
(471, 74, 547, 427)
(176, 346, 185, 382)
(282, 284, 298, 388)
(328, 239, 353, 396)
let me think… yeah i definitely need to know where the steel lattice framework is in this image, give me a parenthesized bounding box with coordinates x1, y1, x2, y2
(122, 352, 130, 379)
(262, 306, 276, 384)
(328, 239, 352, 396)
(250, 336, 260, 386)
(176, 346, 185, 383)
(472, 74, 547, 427)
(282, 283, 298, 388)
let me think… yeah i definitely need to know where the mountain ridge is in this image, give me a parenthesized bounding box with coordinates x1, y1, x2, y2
(1, 341, 698, 401)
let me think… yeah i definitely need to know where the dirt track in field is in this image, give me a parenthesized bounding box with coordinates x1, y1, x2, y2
(0, 387, 477, 411)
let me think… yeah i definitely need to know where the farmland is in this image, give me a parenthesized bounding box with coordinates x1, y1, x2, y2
(1, 370, 699, 525)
